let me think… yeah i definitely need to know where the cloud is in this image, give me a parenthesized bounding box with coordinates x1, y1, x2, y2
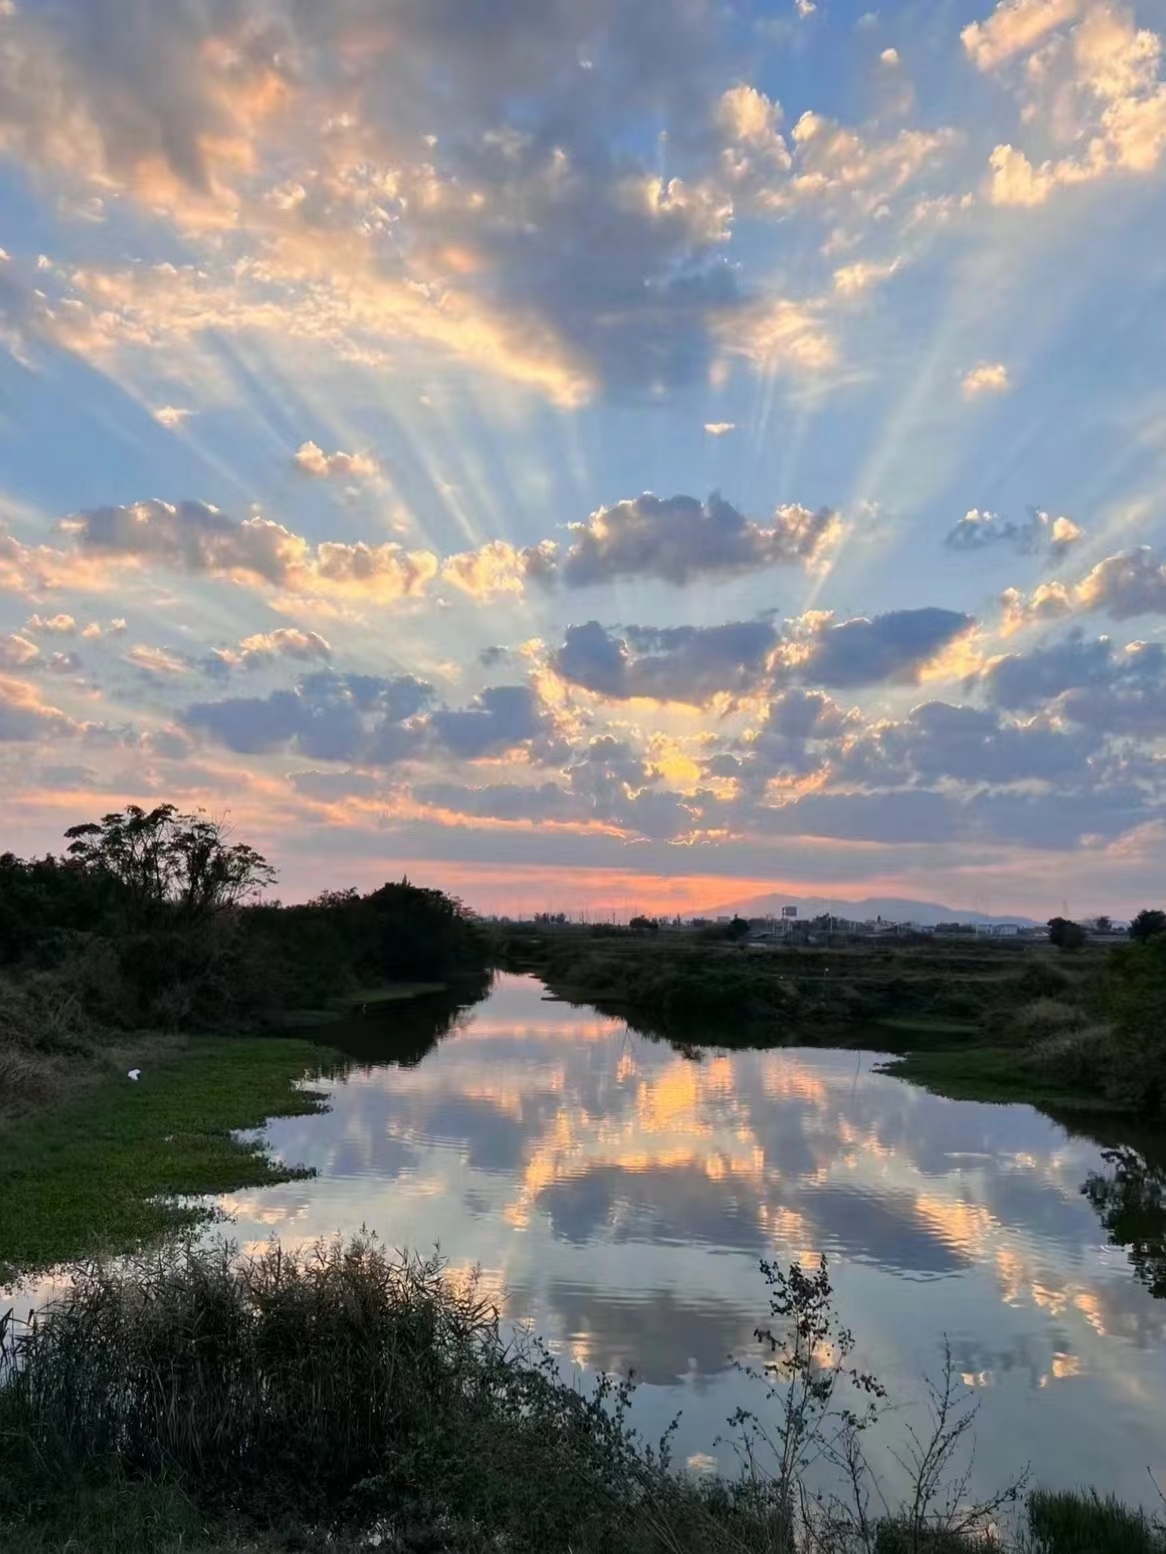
(292, 442, 379, 481)
(153, 406, 195, 430)
(945, 507, 1082, 556)
(553, 619, 779, 705)
(45, 651, 82, 675)
(125, 644, 189, 677)
(24, 613, 77, 635)
(794, 608, 975, 688)
(759, 114, 960, 222)
(11, 489, 843, 610)
(414, 780, 585, 826)
(1002, 547, 1166, 627)
(440, 540, 557, 601)
(0, 0, 762, 404)
(980, 631, 1166, 736)
(962, 0, 1083, 71)
(880, 47, 900, 64)
(961, 362, 1010, 398)
(209, 628, 333, 673)
(832, 257, 903, 295)
(719, 295, 839, 374)
(56, 498, 441, 602)
(0, 673, 88, 741)
(561, 492, 841, 587)
(762, 688, 857, 741)
(182, 673, 544, 766)
(839, 699, 1096, 785)
(0, 633, 39, 669)
(978, 3, 1166, 206)
(704, 422, 737, 435)
(427, 685, 548, 759)
(979, 631, 1119, 709)
(182, 672, 436, 761)
(1076, 547, 1166, 618)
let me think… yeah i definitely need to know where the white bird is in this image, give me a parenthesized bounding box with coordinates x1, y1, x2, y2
(127, 1069, 141, 1082)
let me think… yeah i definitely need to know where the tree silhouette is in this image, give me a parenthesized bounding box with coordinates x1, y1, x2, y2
(64, 805, 276, 926)
(1129, 909, 1166, 944)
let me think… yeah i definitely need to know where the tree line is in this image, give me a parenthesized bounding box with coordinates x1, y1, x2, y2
(0, 804, 492, 1035)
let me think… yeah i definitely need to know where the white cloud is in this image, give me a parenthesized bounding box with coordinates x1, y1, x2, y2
(832, 256, 903, 295)
(0, 632, 39, 668)
(796, 0, 817, 16)
(978, 3, 1166, 205)
(125, 645, 189, 676)
(963, 0, 1083, 71)
(704, 421, 738, 435)
(292, 441, 380, 481)
(880, 47, 900, 64)
(153, 405, 195, 430)
(24, 613, 77, 635)
(961, 361, 1011, 397)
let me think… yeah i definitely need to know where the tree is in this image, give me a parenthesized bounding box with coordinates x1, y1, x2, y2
(1092, 915, 1113, 935)
(1047, 916, 1086, 951)
(629, 915, 659, 934)
(64, 805, 276, 926)
(728, 915, 751, 942)
(1130, 908, 1166, 943)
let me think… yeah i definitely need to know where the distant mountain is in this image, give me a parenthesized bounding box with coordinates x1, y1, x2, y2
(701, 893, 1037, 927)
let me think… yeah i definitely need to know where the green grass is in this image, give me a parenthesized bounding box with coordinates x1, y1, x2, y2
(875, 1016, 983, 1039)
(0, 1036, 340, 1283)
(878, 1046, 1122, 1109)
(1027, 1488, 1166, 1552)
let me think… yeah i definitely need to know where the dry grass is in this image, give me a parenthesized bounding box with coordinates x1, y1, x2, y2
(1013, 1000, 1085, 1038)
(1022, 1025, 1117, 1088)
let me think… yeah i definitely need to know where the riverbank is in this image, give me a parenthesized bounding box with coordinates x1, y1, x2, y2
(2, 1235, 1159, 1554)
(0, 974, 498, 1284)
(0, 1034, 338, 1284)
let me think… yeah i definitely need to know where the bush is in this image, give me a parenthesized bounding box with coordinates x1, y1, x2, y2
(1011, 961, 1072, 1001)
(1012, 999, 1086, 1042)
(1021, 1025, 1116, 1091)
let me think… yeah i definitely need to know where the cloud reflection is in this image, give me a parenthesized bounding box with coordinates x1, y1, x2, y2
(216, 974, 1166, 1505)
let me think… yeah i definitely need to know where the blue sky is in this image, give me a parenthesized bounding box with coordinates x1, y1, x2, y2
(2, 0, 1166, 916)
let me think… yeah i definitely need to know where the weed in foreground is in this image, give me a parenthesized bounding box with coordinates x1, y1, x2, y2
(0, 1238, 1159, 1554)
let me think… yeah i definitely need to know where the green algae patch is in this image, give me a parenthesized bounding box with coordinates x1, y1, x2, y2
(0, 1035, 340, 1283)
(879, 1045, 1123, 1110)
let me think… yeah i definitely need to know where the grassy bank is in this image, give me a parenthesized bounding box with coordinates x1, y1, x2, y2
(0, 1036, 341, 1284)
(1, 1236, 1159, 1554)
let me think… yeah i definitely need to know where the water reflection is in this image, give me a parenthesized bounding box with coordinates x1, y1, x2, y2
(157, 977, 1166, 1504)
(1083, 1145, 1166, 1300)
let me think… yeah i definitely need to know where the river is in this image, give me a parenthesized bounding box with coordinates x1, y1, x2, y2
(192, 970, 1166, 1510)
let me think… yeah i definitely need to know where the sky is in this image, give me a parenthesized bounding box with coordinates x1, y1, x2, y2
(1, 0, 1166, 918)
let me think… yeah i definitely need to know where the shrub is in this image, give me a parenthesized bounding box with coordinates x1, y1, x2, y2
(1021, 1026, 1116, 1091)
(1011, 961, 1072, 1001)
(1012, 999, 1085, 1042)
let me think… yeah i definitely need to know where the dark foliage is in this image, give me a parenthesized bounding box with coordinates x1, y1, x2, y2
(1047, 918, 1086, 951)
(1129, 909, 1166, 944)
(0, 808, 492, 1037)
(1083, 1146, 1166, 1299)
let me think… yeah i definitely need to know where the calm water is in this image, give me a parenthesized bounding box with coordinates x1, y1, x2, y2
(12, 970, 1164, 1507)
(203, 973, 1166, 1506)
